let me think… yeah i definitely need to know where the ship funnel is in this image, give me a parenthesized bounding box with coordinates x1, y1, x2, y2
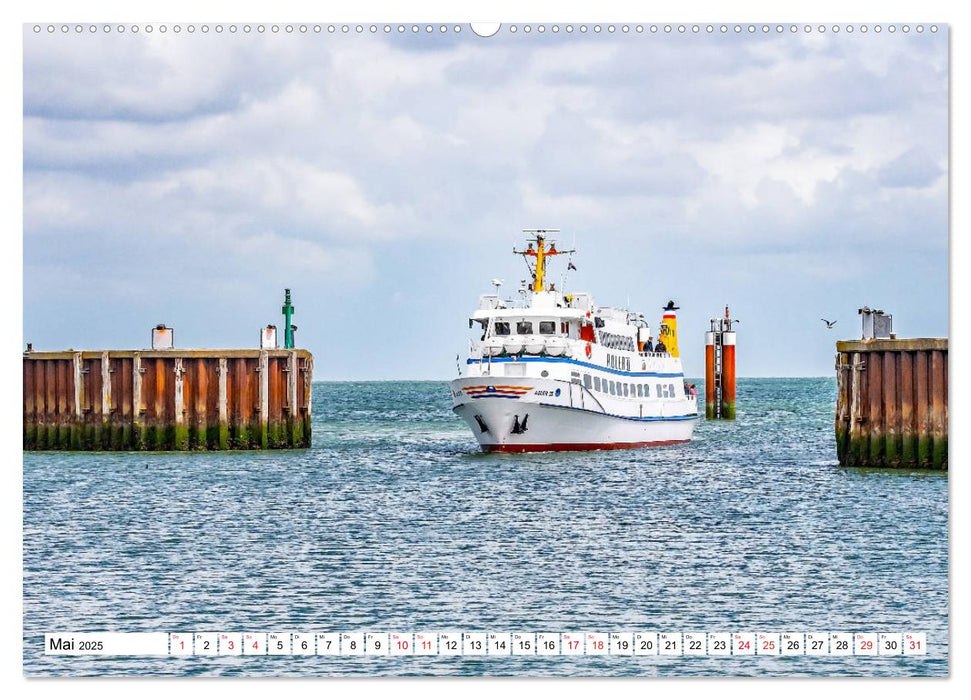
(659, 300, 680, 357)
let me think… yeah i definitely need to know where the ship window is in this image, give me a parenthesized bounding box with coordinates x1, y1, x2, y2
(623, 383, 629, 397)
(594, 376, 602, 392)
(516, 321, 533, 334)
(494, 322, 510, 336)
(656, 384, 662, 397)
(637, 384, 643, 397)
(539, 321, 556, 335)
(583, 374, 592, 389)
(644, 384, 650, 397)
(669, 383, 676, 397)
(609, 380, 616, 395)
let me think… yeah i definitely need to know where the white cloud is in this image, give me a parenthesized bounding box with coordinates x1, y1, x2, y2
(22, 27, 948, 376)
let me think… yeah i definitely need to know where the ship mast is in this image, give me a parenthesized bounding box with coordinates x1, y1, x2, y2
(514, 229, 575, 293)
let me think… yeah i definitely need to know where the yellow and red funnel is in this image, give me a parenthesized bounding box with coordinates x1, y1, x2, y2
(659, 301, 680, 357)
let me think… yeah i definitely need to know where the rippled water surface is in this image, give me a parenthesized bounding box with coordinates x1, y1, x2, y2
(23, 379, 948, 676)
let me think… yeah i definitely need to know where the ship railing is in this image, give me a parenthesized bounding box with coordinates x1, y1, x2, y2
(638, 351, 672, 358)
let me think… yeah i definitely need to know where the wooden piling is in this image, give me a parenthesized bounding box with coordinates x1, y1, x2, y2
(23, 349, 313, 451)
(835, 338, 946, 469)
(218, 358, 229, 449)
(931, 350, 946, 469)
(704, 332, 716, 420)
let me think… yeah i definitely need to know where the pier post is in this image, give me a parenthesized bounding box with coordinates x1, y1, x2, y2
(174, 357, 187, 449)
(101, 351, 111, 450)
(287, 350, 300, 447)
(915, 351, 929, 467)
(258, 350, 269, 448)
(720, 331, 736, 420)
(867, 350, 883, 466)
(303, 355, 313, 446)
(217, 358, 229, 450)
(931, 350, 946, 468)
(883, 351, 899, 467)
(24, 359, 35, 449)
(133, 353, 145, 450)
(899, 351, 914, 465)
(72, 352, 83, 449)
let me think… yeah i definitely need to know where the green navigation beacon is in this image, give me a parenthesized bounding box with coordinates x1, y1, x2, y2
(282, 288, 296, 349)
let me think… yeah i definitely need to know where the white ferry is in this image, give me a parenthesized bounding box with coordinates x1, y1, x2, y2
(451, 230, 698, 453)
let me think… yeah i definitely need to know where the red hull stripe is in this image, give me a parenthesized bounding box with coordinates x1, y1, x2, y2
(482, 439, 689, 453)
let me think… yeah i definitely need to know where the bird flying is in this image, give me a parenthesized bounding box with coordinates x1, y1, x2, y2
(821, 318, 837, 329)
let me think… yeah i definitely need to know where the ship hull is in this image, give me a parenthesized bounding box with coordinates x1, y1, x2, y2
(451, 376, 697, 453)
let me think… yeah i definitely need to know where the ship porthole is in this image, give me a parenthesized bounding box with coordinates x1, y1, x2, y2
(541, 370, 549, 377)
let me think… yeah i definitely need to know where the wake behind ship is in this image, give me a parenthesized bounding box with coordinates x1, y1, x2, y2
(451, 229, 698, 452)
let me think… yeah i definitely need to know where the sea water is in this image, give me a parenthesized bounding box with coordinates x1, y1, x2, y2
(22, 378, 948, 676)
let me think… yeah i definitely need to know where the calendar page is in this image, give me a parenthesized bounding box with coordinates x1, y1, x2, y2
(20, 2, 949, 681)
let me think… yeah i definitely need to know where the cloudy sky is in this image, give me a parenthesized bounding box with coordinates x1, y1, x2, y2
(23, 24, 948, 379)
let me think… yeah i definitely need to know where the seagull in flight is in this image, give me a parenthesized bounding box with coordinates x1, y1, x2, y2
(821, 318, 837, 329)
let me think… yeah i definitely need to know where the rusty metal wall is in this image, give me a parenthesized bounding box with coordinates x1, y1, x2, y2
(835, 339, 947, 469)
(23, 349, 313, 451)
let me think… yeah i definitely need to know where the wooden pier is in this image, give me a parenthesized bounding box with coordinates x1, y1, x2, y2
(23, 349, 313, 451)
(835, 338, 947, 469)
